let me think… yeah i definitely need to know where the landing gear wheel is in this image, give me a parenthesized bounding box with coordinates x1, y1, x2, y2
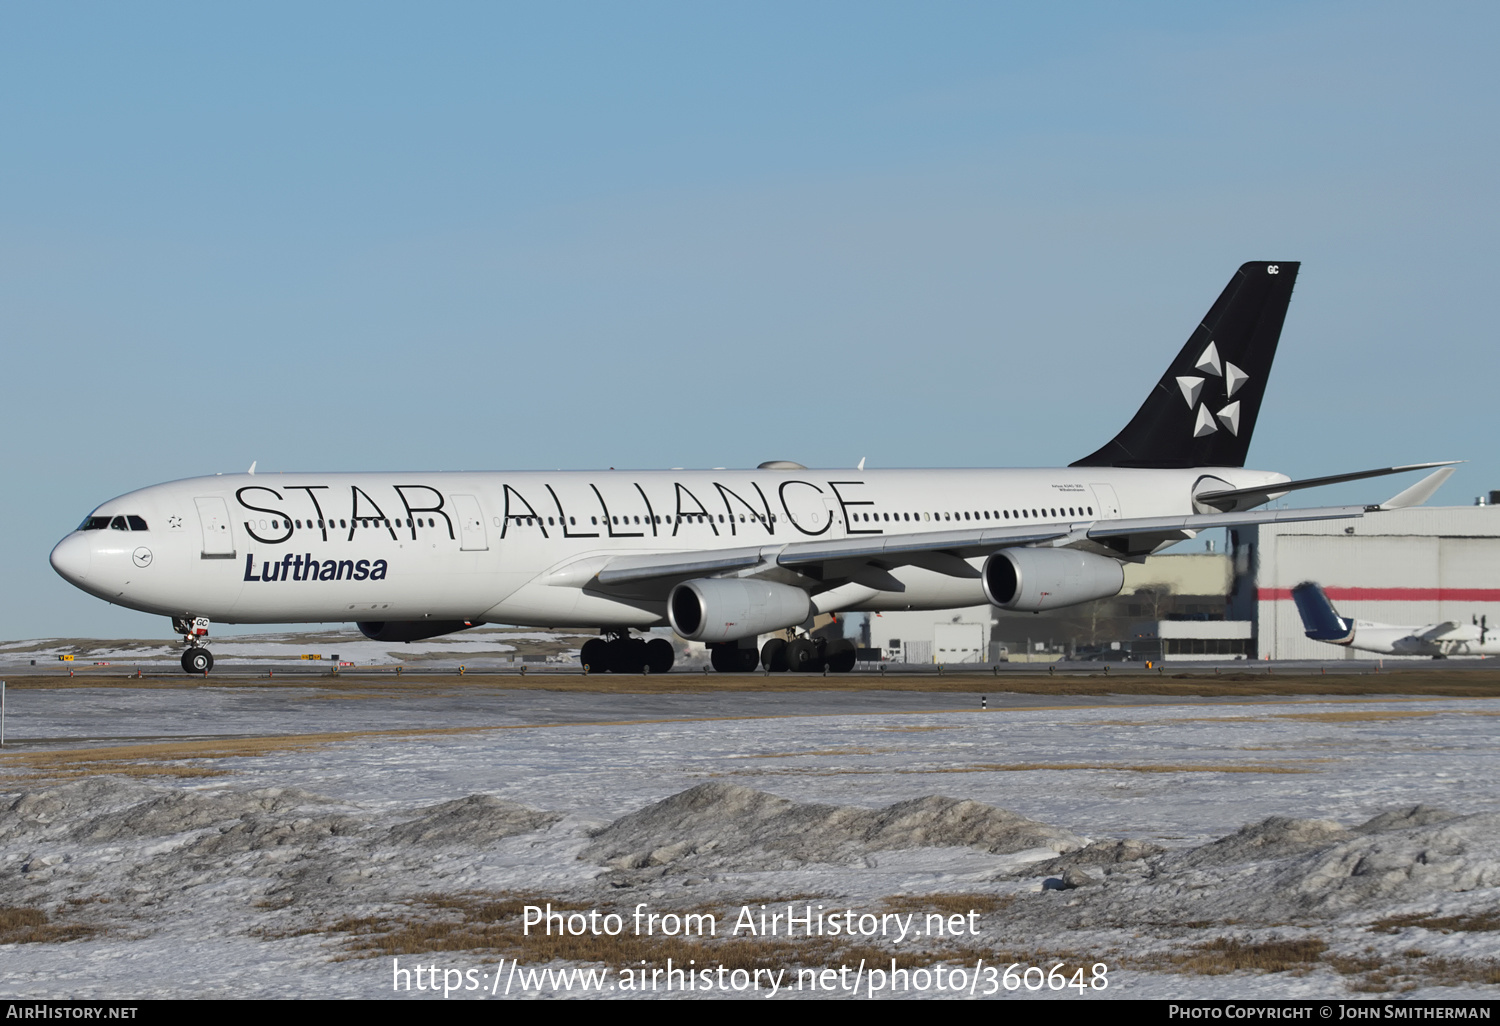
(616, 637, 648, 674)
(710, 644, 758, 672)
(182, 648, 213, 675)
(581, 638, 609, 673)
(826, 638, 857, 673)
(760, 638, 788, 672)
(645, 637, 675, 674)
(710, 644, 737, 672)
(785, 638, 818, 673)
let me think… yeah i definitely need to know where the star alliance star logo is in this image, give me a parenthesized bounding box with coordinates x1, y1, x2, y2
(1175, 341, 1246, 439)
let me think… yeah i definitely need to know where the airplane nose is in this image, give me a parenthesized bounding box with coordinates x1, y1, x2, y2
(50, 533, 92, 583)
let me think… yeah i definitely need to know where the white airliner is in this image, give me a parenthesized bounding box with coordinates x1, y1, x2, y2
(51, 262, 1456, 675)
(1292, 582, 1498, 659)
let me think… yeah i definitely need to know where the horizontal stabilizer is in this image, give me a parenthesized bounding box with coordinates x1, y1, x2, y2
(1195, 461, 1461, 511)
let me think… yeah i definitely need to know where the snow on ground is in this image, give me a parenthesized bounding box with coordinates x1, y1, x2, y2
(0, 684, 1497, 999)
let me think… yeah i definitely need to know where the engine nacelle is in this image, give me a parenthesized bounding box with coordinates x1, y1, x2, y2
(668, 578, 812, 643)
(357, 620, 479, 643)
(982, 548, 1124, 612)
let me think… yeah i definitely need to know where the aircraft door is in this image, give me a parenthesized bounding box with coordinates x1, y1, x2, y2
(1089, 484, 1122, 519)
(194, 497, 236, 558)
(451, 494, 489, 551)
(822, 496, 846, 538)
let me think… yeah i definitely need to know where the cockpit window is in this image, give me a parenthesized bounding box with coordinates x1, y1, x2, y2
(78, 514, 149, 531)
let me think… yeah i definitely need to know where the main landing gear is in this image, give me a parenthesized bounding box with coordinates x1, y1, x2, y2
(581, 632, 675, 674)
(708, 635, 857, 673)
(709, 643, 760, 673)
(173, 616, 215, 675)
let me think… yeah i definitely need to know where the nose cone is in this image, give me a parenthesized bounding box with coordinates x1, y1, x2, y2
(50, 532, 92, 584)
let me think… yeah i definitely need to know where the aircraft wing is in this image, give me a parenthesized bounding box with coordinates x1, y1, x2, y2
(574, 466, 1452, 596)
(1417, 621, 1480, 642)
(576, 503, 1363, 595)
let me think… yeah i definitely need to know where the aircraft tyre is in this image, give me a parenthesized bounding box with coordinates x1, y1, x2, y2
(581, 638, 609, 673)
(645, 637, 675, 674)
(610, 637, 647, 673)
(785, 638, 818, 672)
(760, 638, 788, 672)
(182, 648, 213, 675)
(826, 638, 857, 673)
(709, 644, 759, 672)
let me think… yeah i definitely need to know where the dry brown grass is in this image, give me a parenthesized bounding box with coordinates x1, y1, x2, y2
(937, 762, 1316, 775)
(1130, 934, 1500, 992)
(1271, 711, 1435, 723)
(742, 747, 895, 759)
(0, 726, 510, 784)
(269, 890, 1077, 975)
(0, 906, 101, 945)
(1326, 946, 1500, 992)
(882, 893, 1015, 918)
(1150, 936, 1328, 975)
(1369, 910, 1500, 934)
(6, 669, 1500, 697)
(729, 761, 1319, 778)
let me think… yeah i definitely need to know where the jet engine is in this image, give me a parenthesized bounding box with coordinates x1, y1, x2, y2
(982, 548, 1124, 612)
(357, 620, 479, 643)
(668, 578, 812, 643)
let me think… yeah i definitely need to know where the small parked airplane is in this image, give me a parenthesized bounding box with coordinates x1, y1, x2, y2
(51, 262, 1455, 674)
(1292, 582, 1497, 658)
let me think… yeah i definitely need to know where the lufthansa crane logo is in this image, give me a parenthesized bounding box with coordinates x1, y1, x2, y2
(1175, 341, 1247, 439)
(132, 547, 153, 568)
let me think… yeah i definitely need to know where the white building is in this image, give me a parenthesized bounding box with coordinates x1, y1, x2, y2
(872, 607, 998, 664)
(1232, 504, 1500, 660)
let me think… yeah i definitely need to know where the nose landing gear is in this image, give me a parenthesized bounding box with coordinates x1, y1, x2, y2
(173, 616, 215, 675)
(181, 647, 214, 674)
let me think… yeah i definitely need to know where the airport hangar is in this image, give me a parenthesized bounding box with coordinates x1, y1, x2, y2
(853, 499, 1500, 663)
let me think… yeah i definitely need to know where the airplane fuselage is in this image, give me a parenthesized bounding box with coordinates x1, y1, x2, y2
(1338, 622, 1500, 658)
(50, 465, 1286, 629)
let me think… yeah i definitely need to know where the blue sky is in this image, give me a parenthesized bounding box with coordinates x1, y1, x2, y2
(4, 2, 1496, 639)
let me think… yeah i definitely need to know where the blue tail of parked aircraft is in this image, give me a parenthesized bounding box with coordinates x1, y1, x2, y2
(1292, 581, 1355, 643)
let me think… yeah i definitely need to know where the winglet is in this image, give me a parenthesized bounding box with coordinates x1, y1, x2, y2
(1376, 466, 1456, 510)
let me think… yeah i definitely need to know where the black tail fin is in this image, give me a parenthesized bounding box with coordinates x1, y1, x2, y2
(1071, 261, 1299, 468)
